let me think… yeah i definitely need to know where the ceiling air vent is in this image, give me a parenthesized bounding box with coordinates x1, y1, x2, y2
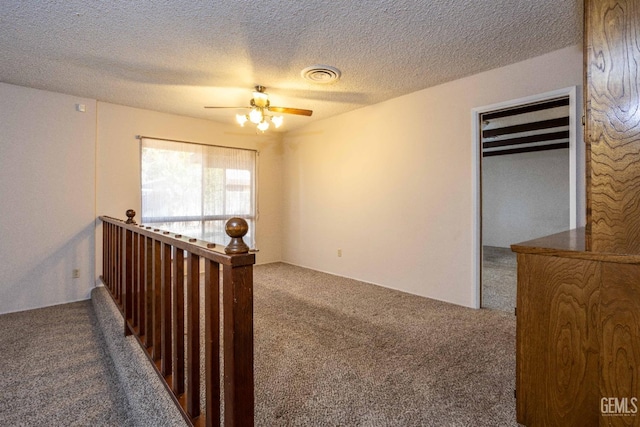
(301, 65, 341, 84)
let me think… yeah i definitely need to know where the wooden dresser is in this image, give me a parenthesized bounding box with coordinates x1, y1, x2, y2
(513, 0, 640, 425)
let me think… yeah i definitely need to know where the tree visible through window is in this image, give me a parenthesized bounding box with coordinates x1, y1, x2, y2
(140, 137, 256, 247)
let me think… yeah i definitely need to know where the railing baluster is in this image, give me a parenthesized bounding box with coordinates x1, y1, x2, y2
(152, 238, 162, 360)
(172, 247, 185, 395)
(114, 226, 120, 303)
(102, 223, 107, 289)
(124, 229, 134, 336)
(132, 232, 139, 330)
(161, 241, 173, 376)
(109, 223, 114, 296)
(117, 226, 123, 306)
(144, 233, 153, 348)
(103, 223, 108, 289)
(114, 226, 118, 303)
(107, 224, 111, 291)
(186, 251, 201, 418)
(205, 259, 221, 427)
(138, 234, 146, 340)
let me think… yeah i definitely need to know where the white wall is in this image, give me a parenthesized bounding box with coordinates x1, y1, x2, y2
(281, 45, 583, 308)
(0, 84, 283, 314)
(95, 102, 283, 280)
(0, 83, 96, 314)
(482, 149, 570, 248)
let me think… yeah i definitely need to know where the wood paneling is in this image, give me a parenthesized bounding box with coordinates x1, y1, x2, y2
(515, 1, 640, 424)
(514, 233, 640, 426)
(516, 254, 601, 426)
(584, 0, 593, 250)
(600, 263, 640, 426)
(586, 0, 640, 254)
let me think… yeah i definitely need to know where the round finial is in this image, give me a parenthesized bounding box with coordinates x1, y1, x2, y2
(224, 217, 249, 254)
(226, 218, 249, 238)
(125, 209, 137, 224)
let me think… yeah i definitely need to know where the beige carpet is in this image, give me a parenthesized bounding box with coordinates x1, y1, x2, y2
(482, 246, 517, 313)
(253, 263, 517, 426)
(2, 262, 518, 426)
(0, 301, 133, 426)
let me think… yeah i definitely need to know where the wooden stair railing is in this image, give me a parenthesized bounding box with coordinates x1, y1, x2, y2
(100, 210, 255, 427)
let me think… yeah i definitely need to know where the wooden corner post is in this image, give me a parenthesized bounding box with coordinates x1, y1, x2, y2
(223, 218, 254, 426)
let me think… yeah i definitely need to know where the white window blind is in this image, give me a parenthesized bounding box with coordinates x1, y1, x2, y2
(140, 137, 257, 248)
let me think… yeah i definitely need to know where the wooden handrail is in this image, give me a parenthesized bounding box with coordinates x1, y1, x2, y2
(100, 211, 255, 427)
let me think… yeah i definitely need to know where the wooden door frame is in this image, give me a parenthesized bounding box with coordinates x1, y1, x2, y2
(470, 86, 581, 309)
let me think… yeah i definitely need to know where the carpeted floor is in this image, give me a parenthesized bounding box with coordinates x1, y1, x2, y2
(253, 263, 517, 426)
(0, 301, 133, 426)
(482, 246, 517, 313)
(1, 263, 518, 426)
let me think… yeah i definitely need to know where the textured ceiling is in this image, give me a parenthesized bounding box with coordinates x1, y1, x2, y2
(0, 0, 582, 131)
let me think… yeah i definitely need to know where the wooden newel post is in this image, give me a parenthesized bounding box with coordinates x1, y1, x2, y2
(126, 209, 137, 224)
(222, 217, 254, 426)
(224, 218, 250, 254)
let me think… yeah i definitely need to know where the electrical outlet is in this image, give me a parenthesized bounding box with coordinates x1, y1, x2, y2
(337, 249, 342, 257)
(72, 269, 80, 279)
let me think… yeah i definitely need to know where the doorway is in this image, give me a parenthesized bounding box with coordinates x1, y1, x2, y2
(471, 87, 581, 310)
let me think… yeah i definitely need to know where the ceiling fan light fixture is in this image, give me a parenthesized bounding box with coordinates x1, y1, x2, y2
(236, 114, 248, 126)
(249, 108, 263, 124)
(257, 120, 269, 132)
(206, 85, 311, 133)
(253, 90, 269, 108)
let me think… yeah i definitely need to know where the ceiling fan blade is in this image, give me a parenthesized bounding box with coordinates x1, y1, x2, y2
(269, 106, 313, 116)
(204, 106, 249, 109)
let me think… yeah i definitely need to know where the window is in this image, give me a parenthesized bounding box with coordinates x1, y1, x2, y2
(140, 137, 257, 247)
